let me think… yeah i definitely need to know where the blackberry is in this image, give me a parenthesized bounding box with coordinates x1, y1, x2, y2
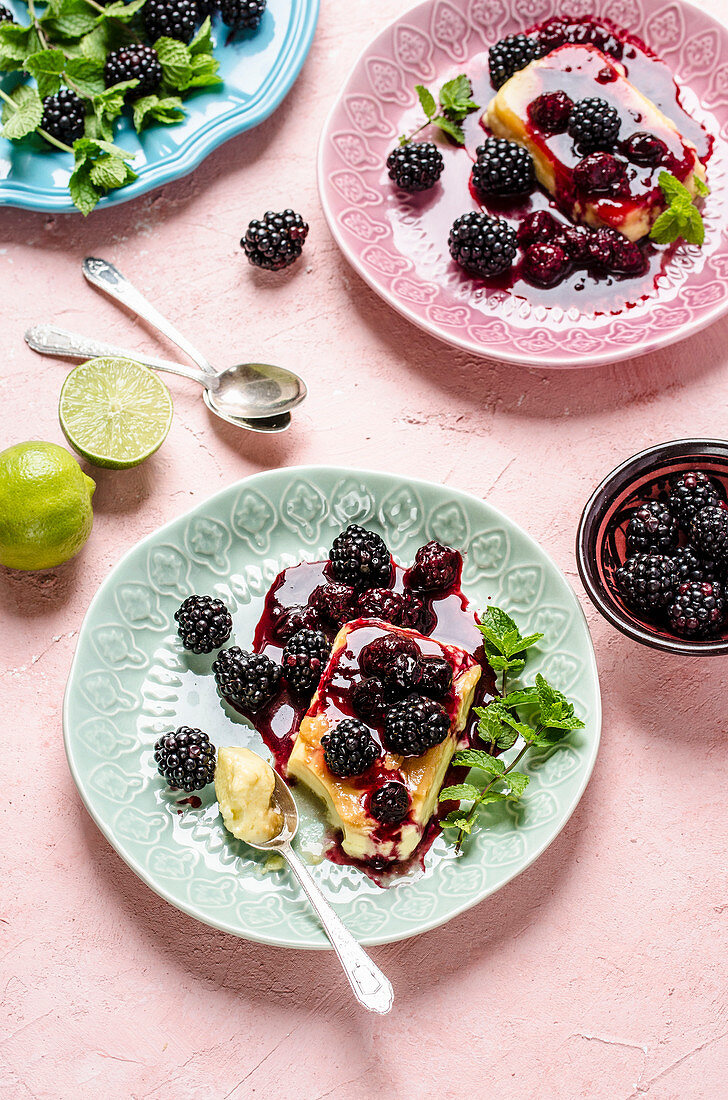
(0, 4, 13, 22)
(415, 656, 452, 699)
(154, 726, 216, 792)
(527, 91, 573, 133)
(558, 225, 591, 263)
(41, 89, 85, 146)
(321, 719, 380, 778)
(212, 647, 282, 711)
(104, 45, 162, 98)
(517, 210, 561, 247)
(144, 0, 198, 43)
(573, 152, 626, 194)
(386, 141, 444, 192)
(309, 582, 357, 628)
(174, 594, 233, 654)
(383, 694, 449, 756)
(537, 17, 623, 60)
(670, 545, 717, 585)
(388, 651, 420, 696)
(609, 235, 647, 276)
(220, 0, 266, 31)
(360, 633, 419, 680)
(357, 587, 406, 625)
(690, 504, 728, 561)
(489, 33, 542, 89)
(669, 471, 723, 526)
(197, 0, 219, 13)
(568, 97, 621, 151)
(406, 541, 461, 592)
(472, 138, 535, 197)
(352, 677, 388, 723)
(668, 580, 726, 637)
(523, 241, 570, 287)
(281, 628, 329, 694)
(623, 132, 668, 167)
(271, 604, 323, 642)
(369, 781, 410, 825)
(329, 524, 392, 589)
(626, 500, 679, 554)
(241, 209, 309, 271)
(615, 553, 677, 613)
(449, 213, 518, 278)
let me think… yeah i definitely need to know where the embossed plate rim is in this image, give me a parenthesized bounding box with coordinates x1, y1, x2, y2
(63, 466, 602, 949)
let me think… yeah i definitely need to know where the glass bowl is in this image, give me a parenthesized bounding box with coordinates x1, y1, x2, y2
(576, 439, 728, 656)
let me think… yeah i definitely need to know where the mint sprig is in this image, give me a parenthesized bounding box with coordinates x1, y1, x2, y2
(400, 73, 479, 148)
(650, 170, 710, 246)
(438, 606, 584, 850)
(0, 9, 221, 213)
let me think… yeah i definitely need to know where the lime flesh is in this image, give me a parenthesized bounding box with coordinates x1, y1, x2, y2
(59, 357, 173, 469)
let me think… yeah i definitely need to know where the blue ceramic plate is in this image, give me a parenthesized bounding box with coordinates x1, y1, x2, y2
(0, 0, 318, 212)
(63, 467, 602, 948)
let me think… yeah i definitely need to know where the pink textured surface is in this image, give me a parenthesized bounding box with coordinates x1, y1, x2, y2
(1, 1, 727, 1096)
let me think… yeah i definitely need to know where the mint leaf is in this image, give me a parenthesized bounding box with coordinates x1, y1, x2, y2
(478, 607, 519, 655)
(89, 81, 136, 139)
(657, 169, 691, 205)
(439, 74, 479, 120)
(43, 0, 98, 40)
(24, 48, 66, 98)
(452, 748, 505, 775)
(132, 93, 185, 131)
(416, 83, 436, 119)
(649, 208, 682, 244)
(2, 83, 43, 140)
(88, 152, 130, 188)
(189, 16, 214, 55)
(0, 23, 42, 72)
(440, 809, 473, 833)
(694, 176, 710, 198)
(186, 51, 221, 89)
(651, 170, 708, 246)
(431, 114, 465, 145)
(65, 56, 106, 97)
(683, 203, 705, 245)
(506, 771, 530, 798)
(101, 0, 146, 21)
(78, 24, 115, 62)
(69, 156, 101, 215)
(154, 36, 192, 89)
(439, 783, 482, 803)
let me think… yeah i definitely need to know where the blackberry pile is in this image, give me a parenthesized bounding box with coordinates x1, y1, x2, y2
(614, 471, 728, 638)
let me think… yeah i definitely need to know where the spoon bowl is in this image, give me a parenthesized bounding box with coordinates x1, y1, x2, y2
(204, 360, 306, 422)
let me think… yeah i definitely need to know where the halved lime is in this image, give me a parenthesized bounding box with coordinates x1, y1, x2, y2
(59, 357, 173, 469)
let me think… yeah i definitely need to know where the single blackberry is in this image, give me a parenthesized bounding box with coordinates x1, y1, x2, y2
(309, 582, 357, 628)
(690, 504, 728, 561)
(212, 647, 282, 711)
(568, 97, 621, 151)
(517, 210, 561, 247)
(329, 524, 393, 589)
(388, 651, 420, 696)
(609, 235, 647, 276)
(241, 209, 309, 271)
(668, 580, 726, 637)
(669, 545, 717, 585)
(197, 0, 219, 14)
(383, 694, 449, 756)
(523, 241, 570, 287)
(271, 604, 324, 642)
(321, 719, 380, 778)
(615, 553, 678, 613)
(622, 132, 668, 167)
(386, 141, 444, 192)
(406, 541, 461, 592)
(527, 91, 573, 133)
(41, 89, 85, 146)
(352, 677, 387, 723)
(174, 594, 233, 654)
(220, 0, 266, 30)
(369, 781, 410, 825)
(448, 213, 518, 278)
(669, 471, 723, 526)
(154, 726, 216, 792)
(144, 0, 198, 43)
(0, 4, 13, 22)
(537, 16, 623, 60)
(360, 634, 419, 680)
(489, 33, 542, 89)
(357, 587, 406, 625)
(104, 45, 162, 98)
(281, 628, 329, 694)
(558, 225, 592, 263)
(415, 656, 452, 699)
(471, 138, 535, 197)
(573, 152, 627, 194)
(626, 500, 679, 554)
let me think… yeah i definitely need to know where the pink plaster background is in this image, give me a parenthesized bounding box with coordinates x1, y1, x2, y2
(1, 1, 727, 1096)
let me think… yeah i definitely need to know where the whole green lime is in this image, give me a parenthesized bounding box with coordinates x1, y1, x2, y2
(0, 442, 95, 571)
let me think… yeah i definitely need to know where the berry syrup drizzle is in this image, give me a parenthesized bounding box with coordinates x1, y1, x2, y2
(395, 15, 712, 314)
(240, 553, 497, 883)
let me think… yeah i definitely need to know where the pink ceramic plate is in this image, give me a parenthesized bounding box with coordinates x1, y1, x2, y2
(318, 0, 728, 368)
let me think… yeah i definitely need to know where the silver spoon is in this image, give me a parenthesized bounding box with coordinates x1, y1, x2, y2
(250, 765, 394, 1015)
(81, 257, 307, 430)
(24, 325, 292, 435)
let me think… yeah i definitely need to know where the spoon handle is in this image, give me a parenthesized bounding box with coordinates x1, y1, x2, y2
(24, 324, 208, 385)
(82, 258, 217, 377)
(281, 843, 394, 1015)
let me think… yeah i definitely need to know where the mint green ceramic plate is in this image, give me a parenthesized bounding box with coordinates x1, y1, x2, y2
(64, 467, 601, 948)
